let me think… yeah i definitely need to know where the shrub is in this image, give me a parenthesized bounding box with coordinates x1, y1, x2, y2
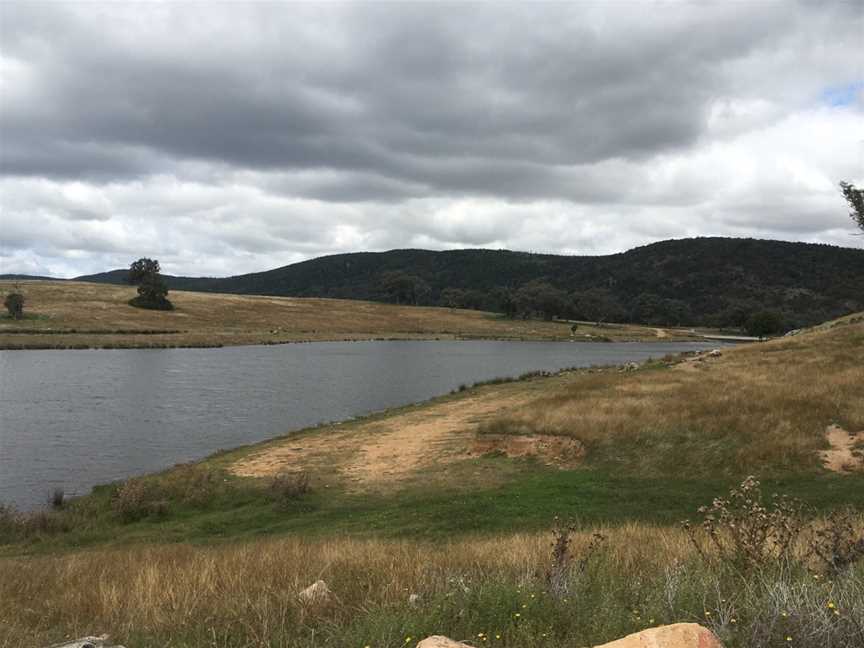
(111, 479, 168, 522)
(3, 291, 24, 319)
(683, 476, 806, 571)
(545, 516, 606, 599)
(49, 488, 65, 510)
(745, 311, 784, 337)
(809, 508, 864, 576)
(268, 472, 311, 509)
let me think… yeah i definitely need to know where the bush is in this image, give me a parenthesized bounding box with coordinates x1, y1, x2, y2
(809, 508, 864, 575)
(49, 488, 65, 510)
(683, 476, 806, 571)
(3, 291, 24, 319)
(745, 311, 784, 337)
(111, 479, 169, 522)
(268, 472, 311, 509)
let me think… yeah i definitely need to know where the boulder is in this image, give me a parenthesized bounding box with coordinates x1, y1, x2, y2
(46, 636, 125, 648)
(594, 623, 724, 648)
(298, 579, 332, 604)
(416, 638, 471, 648)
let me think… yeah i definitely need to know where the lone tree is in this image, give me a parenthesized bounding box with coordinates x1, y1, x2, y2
(840, 181, 864, 234)
(3, 289, 25, 319)
(127, 258, 173, 310)
(745, 310, 784, 338)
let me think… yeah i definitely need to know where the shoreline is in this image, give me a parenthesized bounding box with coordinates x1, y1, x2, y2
(1, 344, 723, 513)
(0, 331, 713, 351)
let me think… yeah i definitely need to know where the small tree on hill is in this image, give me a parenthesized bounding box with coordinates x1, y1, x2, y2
(840, 181, 864, 234)
(3, 289, 25, 319)
(127, 258, 173, 310)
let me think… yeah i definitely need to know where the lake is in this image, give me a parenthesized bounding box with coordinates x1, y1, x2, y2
(0, 340, 719, 510)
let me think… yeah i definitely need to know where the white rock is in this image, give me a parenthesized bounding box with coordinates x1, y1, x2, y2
(416, 637, 472, 648)
(298, 579, 332, 604)
(46, 636, 125, 648)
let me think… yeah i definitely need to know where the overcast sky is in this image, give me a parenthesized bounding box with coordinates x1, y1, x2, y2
(1, 1, 862, 277)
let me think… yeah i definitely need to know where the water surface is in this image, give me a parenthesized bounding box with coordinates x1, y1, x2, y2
(0, 340, 719, 509)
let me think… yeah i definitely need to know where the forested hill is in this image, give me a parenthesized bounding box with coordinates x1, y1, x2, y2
(19, 237, 864, 328)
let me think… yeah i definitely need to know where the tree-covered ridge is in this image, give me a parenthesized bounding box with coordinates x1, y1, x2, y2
(68, 237, 864, 328)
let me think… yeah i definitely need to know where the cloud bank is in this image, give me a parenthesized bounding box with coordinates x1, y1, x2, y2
(1, 1, 862, 277)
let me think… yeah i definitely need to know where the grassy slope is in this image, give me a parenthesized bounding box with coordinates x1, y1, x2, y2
(2, 313, 861, 553)
(2, 314, 863, 647)
(0, 280, 701, 348)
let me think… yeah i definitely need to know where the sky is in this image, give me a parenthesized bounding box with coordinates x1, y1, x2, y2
(1, 1, 862, 278)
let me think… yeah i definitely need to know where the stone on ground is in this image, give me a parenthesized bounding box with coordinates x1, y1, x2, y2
(46, 636, 125, 648)
(416, 638, 472, 648)
(298, 579, 332, 604)
(593, 623, 724, 647)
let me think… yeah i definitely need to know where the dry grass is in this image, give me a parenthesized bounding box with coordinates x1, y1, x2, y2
(0, 280, 686, 348)
(2, 522, 862, 647)
(477, 318, 864, 476)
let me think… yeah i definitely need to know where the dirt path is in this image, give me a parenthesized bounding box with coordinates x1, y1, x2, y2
(821, 424, 864, 473)
(231, 389, 535, 488)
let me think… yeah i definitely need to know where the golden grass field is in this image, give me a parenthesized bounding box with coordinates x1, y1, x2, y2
(0, 280, 709, 348)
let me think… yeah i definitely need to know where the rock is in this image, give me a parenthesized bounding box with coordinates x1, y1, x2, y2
(408, 592, 422, 606)
(707, 349, 722, 357)
(46, 636, 125, 648)
(298, 579, 332, 604)
(619, 362, 639, 372)
(416, 637, 472, 648)
(593, 623, 724, 648)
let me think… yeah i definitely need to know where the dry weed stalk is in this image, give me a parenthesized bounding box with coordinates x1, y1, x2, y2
(810, 508, 864, 576)
(683, 476, 806, 571)
(545, 516, 606, 598)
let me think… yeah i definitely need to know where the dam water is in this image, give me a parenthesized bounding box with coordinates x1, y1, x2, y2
(0, 339, 719, 510)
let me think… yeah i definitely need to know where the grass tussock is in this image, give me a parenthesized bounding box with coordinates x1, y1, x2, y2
(478, 321, 864, 477)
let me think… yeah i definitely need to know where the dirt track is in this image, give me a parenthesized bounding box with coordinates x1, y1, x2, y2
(231, 389, 536, 488)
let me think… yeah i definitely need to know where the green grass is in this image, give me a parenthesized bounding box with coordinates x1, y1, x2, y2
(7, 459, 864, 555)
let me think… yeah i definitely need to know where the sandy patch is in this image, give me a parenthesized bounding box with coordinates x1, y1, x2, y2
(654, 328, 669, 338)
(821, 424, 864, 473)
(231, 390, 535, 487)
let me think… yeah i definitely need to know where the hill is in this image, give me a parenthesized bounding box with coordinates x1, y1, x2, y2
(64, 237, 864, 329)
(0, 280, 688, 349)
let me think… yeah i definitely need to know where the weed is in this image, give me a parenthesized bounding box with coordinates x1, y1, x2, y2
(545, 516, 606, 599)
(809, 508, 864, 576)
(49, 488, 65, 510)
(269, 472, 311, 509)
(111, 479, 168, 523)
(683, 476, 806, 571)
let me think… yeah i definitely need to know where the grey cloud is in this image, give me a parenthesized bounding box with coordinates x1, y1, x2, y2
(0, 1, 861, 276)
(2, 2, 845, 197)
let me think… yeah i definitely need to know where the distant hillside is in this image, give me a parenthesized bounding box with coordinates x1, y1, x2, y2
(14, 237, 864, 328)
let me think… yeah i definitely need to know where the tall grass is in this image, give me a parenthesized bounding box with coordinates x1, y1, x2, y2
(477, 322, 864, 477)
(2, 525, 862, 647)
